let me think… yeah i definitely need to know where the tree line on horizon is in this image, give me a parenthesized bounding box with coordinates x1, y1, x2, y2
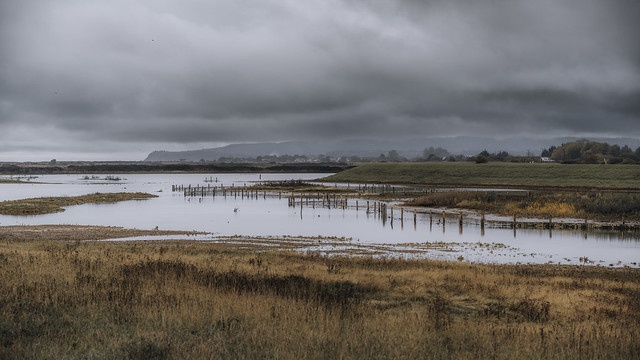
(200, 139, 640, 164)
(403, 140, 640, 164)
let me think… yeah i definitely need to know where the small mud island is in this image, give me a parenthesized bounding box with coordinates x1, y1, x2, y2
(0, 193, 158, 215)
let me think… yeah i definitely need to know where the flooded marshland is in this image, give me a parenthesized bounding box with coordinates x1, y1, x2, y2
(1, 173, 639, 267)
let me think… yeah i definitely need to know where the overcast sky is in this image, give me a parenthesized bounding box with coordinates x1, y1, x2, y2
(1, 0, 639, 160)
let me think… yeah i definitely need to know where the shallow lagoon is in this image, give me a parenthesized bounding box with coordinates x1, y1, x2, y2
(1, 173, 639, 267)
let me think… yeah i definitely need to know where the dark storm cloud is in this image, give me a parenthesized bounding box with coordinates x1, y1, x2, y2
(1, 0, 639, 159)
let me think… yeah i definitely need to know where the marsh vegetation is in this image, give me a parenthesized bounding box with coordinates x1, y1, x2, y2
(405, 191, 640, 222)
(1, 234, 639, 359)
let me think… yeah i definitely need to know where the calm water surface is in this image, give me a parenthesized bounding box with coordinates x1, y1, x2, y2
(1, 173, 638, 267)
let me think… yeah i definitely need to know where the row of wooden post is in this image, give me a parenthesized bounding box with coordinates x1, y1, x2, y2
(172, 184, 634, 232)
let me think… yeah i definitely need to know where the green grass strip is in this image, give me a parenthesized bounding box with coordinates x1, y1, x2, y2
(325, 162, 640, 189)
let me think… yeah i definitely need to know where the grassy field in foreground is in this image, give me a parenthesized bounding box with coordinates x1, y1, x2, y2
(0, 193, 157, 215)
(325, 162, 640, 189)
(1, 233, 639, 359)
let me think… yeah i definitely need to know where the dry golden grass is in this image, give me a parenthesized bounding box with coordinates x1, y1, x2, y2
(1, 232, 639, 359)
(503, 201, 582, 218)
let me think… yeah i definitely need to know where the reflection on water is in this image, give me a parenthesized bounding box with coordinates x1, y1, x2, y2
(1, 173, 639, 267)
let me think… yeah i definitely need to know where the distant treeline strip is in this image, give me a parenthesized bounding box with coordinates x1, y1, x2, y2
(0, 162, 355, 175)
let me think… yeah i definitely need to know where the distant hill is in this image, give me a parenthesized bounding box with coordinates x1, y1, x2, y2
(144, 137, 640, 162)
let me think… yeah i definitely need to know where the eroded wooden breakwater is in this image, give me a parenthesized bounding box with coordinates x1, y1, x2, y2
(171, 183, 640, 236)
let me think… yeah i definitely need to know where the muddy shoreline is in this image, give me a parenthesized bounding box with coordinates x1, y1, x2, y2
(0, 225, 204, 242)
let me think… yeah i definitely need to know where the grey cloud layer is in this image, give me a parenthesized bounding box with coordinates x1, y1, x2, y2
(1, 0, 639, 152)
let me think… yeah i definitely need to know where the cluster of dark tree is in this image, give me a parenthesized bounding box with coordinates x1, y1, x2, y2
(542, 140, 640, 164)
(470, 150, 514, 163)
(375, 147, 464, 162)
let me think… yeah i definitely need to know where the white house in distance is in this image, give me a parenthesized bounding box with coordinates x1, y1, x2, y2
(540, 157, 554, 162)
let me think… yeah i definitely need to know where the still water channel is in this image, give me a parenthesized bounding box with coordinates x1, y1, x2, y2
(1, 173, 639, 267)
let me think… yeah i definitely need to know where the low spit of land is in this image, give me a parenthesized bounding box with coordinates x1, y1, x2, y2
(0, 179, 29, 184)
(0, 161, 353, 175)
(0, 193, 157, 215)
(1, 225, 639, 359)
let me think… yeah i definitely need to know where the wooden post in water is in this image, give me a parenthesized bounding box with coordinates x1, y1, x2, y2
(512, 214, 517, 228)
(356, 200, 359, 211)
(366, 201, 370, 213)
